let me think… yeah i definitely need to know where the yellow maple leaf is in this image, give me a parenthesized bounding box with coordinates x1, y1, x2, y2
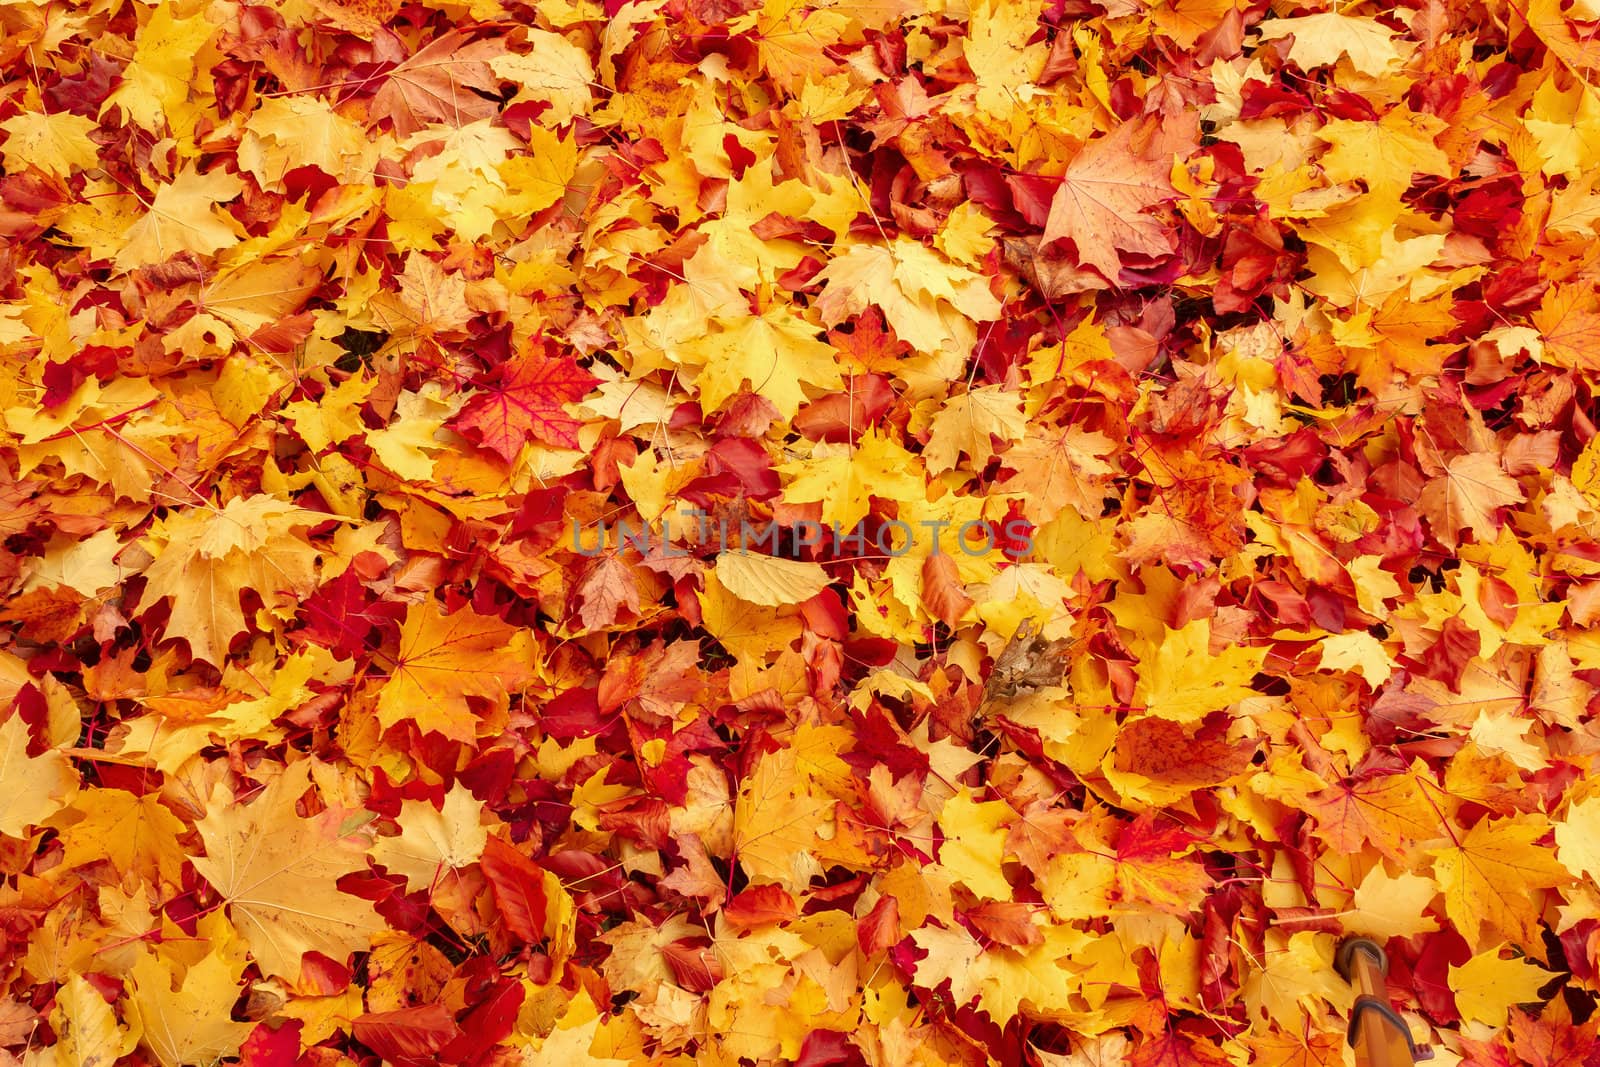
(813, 237, 1002, 357)
(1316, 108, 1450, 199)
(52, 788, 188, 888)
(922, 386, 1027, 475)
(778, 427, 926, 528)
(134, 495, 326, 666)
(497, 128, 579, 220)
(964, 0, 1048, 118)
(938, 788, 1015, 901)
(673, 305, 843, 419)
(1242, 930, 1352, 1028)
(490, 29, 596, 125)
(115, 165, 246, 271)
(1318, 630, 1393, 687)
(1344, 865, 1440, 940)
(732, 724, 859, 892)
(1448, 945, 1556, 1026)
(101, 3, 216, 133)
(1555, 794, 1600, 883)
(191, 760, 385, 981)
(1253, 12, 1403, 77)
(699, 572, 804, 665)
(1430, 815, 1570, 952)
(52, 974, 138, 1067)
(0, 110, 100, 178)
(1133, 619, 1266, 723)
(369, 781, 489, 893)
(0, 712, 77, 838)
(126, 936, 253, 1067)
(376, 601, 533, 743)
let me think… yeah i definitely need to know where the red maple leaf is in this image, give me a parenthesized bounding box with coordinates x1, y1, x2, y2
(451, 346, 598, 460)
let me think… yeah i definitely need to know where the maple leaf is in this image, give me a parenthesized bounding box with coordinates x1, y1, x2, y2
(1417, 452, 1524, 548)
(1037, 814, 1213, 920)
(0, 712, 77, 838)
(52, 974, 138, 1067)
(777, 427, 926, 528)
(731, 725, 865, 892)
(997, 424, 1119, 523)
(938, 788, 1016, 901)
(191, 761, 385, 981)
(1344, 865, 1441, 940)
(573, 553, 639, 630)
(1042, 119, 1178, 279)
(52, 788, 188, 887)
(0, 111, 101, 178)
(1132, 619, 1265, 723)
(101, 3, 216, 132)
(1448, 945, 1556, 1026)
(1241, 930, 1351, 1028)
(126, 935, 254, 1067)
(1430, 814, 1570, 951)
(812, 237, 1003, 355)
(490, 29, 596, 125)
(369, 781, 488, 892)
(1253, 13, 1403, 77)
(1317, 107, 1451, 200)
(1303, 769, 1443, 861)
(115, 164, 246, 270)
(370, 31, 506, 137)
(922, 385, 1026, 474)
(376, 602, 534, 743)
(672, 305, 843, 419)
(1107, 716, 1256, 806)
(698, 572, 803, 664)
(1525, 0, 1600, 74)
(1554, 795, 1600, 882)
(1532, 282, 1600, 370)
(303, 0, 402, 38)
(134, 495, 326, 666)
(451, 345, 598, 460)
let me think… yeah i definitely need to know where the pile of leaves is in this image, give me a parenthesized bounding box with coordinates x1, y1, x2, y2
(3, 0, 1600, 1062)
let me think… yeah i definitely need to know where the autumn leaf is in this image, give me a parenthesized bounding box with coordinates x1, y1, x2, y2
(115, 164, 245, 270)
(369, 781, 488, 892)
(1448, 945, 1556, 1027)
(0, 111, 100, 178)
(191, 760, 385, 981)
(370, 31, 507, 137)
(1418, 452, 1525, 548)
(52, 974, 137, 1067)
(0, 712, 77, 838)
(1132, 619, 1266, 723)
(450, 344, 599, 460)
(1042, 119, 1178, 279)
(51, 787, 188, 886)
(376, 601, 534, 742)
(134, 495, 327, 666)
(731, 724, 866, 892)
(1304, 769, 1443, 862)
(712, 552, 831, 607)
(126, 932, 254, 1067)
(1254, 13, 1403, 77)
(1431, 814, 1570, 952)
